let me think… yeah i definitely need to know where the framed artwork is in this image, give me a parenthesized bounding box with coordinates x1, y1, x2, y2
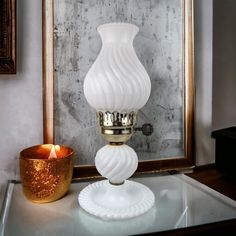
(0, 0, 16, 74)
(42, 0, 194, 179)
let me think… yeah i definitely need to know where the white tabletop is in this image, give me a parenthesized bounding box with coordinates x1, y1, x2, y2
(1, 174, 236, 236)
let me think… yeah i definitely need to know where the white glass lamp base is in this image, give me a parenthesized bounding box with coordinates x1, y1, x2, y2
(78, 180, 155, 220)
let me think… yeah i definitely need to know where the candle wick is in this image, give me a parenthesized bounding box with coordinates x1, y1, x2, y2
(48, 145, 58, 159)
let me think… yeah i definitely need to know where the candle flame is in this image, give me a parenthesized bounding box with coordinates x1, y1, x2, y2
(48, 145, 60, 159)
(55, 145, 60, 152)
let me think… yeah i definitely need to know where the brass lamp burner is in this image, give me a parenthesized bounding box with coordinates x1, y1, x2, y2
(97, 111, 137, 143)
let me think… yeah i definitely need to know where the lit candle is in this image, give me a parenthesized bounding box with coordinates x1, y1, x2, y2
(19, 144, 74, 203)
(48, 145, 61, 159)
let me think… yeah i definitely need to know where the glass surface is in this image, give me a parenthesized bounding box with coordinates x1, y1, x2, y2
(1, 174, 236, 236)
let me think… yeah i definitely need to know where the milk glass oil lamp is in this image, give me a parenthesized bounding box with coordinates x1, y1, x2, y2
(78, 23, 155, 220)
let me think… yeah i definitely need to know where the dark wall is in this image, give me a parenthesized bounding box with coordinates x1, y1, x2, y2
(213, 0, 236, 130)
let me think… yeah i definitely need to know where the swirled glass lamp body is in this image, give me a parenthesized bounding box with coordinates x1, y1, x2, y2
(79, 23, 155, 220)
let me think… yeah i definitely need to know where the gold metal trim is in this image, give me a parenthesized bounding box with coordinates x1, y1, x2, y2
(109, 180, 125, 186)
(42, 0, 54, 144)
(109, 142, 124, 146)
(97, 111, 137, 127)
(98, 111, 137, 142)
(102, 133, 132, 143)
(184, 0, 195, 162)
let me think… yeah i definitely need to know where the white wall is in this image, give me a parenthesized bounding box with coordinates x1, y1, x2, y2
(194, 0, 214, 166)
(0, 0, 215, 203)
(213, 0, 236, 130)
(0, 0, 43, 199)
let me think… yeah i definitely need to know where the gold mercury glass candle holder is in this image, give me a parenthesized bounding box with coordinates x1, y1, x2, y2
(19, 144, 74, 203)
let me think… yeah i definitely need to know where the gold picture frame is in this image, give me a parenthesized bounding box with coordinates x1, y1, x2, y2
(42, 0, 194, 179)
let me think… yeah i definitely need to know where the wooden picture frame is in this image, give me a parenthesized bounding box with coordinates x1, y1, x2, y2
(42, 0, 194, 179)
(0, 0, 16, 74)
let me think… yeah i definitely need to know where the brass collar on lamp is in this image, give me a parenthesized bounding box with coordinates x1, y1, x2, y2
(97, 111, 137, 143)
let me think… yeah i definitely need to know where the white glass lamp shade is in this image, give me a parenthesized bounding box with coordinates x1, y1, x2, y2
(83, 23, 151, 111)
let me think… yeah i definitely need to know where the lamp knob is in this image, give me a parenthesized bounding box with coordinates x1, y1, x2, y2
(134, 123, 154, 136)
